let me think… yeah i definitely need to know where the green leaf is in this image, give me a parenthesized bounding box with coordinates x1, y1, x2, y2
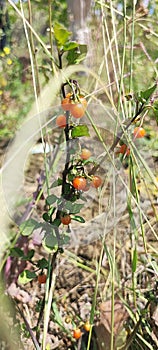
(140, 84, 156, 101)
(62, 183, 72, 195)
(51, 218, 61, 227)
(23, 249, 35, 261)
(18, 270, 36, 284)
(153, 100, 158, 124)
(66, 44, 87, 65)
(60, 233, 70, 246)
(132, 247, 137, 273)
(52, 301, 65, 330)
(82, 157, 96, 165)
(46, 194, 58, 205)
(71, 215, 85, 223)
(37, 258, 48, 269)
(80, 194, 87, 202)
(64, 201, 84, 214)
(63, 41, 78, 51)
(43, 212, 50, 222)
(43, 207, 56, 222)
(43, 232, 58, 252)
(51, 178, 63, 188)
(71, 125, 90, 138)
(54, 22, 71, 47)
(10, 247, 24, 258)
(20, 219, 39, 236)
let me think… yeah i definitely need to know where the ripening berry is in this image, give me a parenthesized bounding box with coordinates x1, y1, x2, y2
(83, 321, 91, 332)
(133, 127, 146, 138)
(61, 214, 71, 225)
(38, 273, 46, 284)
(73, 177, 87, 191)
(80, 148, 91, 160)
(61, 96, 72, 111)
(56, 115, 67, 128)
(91, 175, 102, 188)
(70, 97, 87, 119)
(73, 328, 82, 340)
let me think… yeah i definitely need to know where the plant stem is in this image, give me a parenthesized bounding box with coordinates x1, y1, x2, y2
(16, 302, 40, 350)
(110, 164, 116, 350)
(28, 0, 40, 95)
(48, 0, 57, 76)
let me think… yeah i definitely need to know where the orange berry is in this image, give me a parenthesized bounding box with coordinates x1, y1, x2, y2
(38, 273, 46, 284)
(80, 148, 91, 160)
(133, 127, 146, 138)
(56, 115, 67, 128)
(61, 214, 71, 225)
(83, 321, 91, 332)
(61, 96, 72, 111)
(73, 328, 82, 340)
(73, 177, 87, 191)
(66, 92, 73, 98)
(71, 97, 87, 119)
(91, 175, 102, 188)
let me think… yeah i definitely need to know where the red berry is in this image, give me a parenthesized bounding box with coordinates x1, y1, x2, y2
(61, 214, 71, 225)
(119, 144, 130, 156)
(91, 175, 102, 188)
(56, 115, 67, 128)
(133, 127, 146, 138)
(73, 328, 82, 340)
(73, 177, 87, 191)
(38, 273, 46, 284)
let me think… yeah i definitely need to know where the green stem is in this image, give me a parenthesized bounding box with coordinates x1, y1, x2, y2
(129, 1, 136, 97)
(110, 165, 116, 350)
(49, 0, 58, 76)
(117, 0, 127, 114)
(86, 233, 106, 350)
(28, 0, 40, 95)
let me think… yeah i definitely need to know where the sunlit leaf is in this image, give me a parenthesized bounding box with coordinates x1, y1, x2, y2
(18, 270, 36, 284)
(71, 215, 85, 223)
(54, 22, 71, 47)
(63, 41, 78, 51)
(71, 125, 90, 138)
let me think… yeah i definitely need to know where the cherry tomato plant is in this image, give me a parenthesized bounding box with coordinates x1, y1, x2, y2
(6, 6, 158, 350)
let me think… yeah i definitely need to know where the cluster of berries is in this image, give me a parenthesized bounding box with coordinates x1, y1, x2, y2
(55, 93, 102, 226)
(56, 93, 87, 128)
(117, 126, 146, 156)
